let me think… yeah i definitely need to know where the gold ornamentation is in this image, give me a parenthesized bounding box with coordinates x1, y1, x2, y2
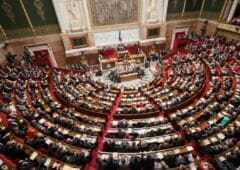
(167, 13, 182, 20)
(1, 0, 16, 24)
(19, 0, 36, 36)
(5, 27, 33, 39)
(219, 0, 228, 21)
(34, 24, 60, 35)
(199, 0, 206, 18)
(33, 0, 45, 21)
(182, 0, 187, 16)
(0, 25, 7, 40)
(202, 11, 220, 20)
(184, 11, 200, 18)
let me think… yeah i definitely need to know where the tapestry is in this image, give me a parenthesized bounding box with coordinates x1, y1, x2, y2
(22, 0, 60, 35)
(201, 0, 225, 20)
(0, 0, 32, 39)
(184, 0, 203, 18)
(88, 0, 138, 27)
(167, 0, 185, 20)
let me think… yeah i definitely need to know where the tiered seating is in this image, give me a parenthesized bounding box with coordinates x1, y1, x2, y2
(115, 90, 156, 115)
(0, 34, 239, 170)
(53, 69, 118, 116)
(213, 143, 240, 169)
(103, 116, 182, 153)
(145, 54, 206, 111)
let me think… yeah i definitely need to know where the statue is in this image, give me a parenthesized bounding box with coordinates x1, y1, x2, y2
(66, 0, 78, 19)
(66, 0, 82, 31)
(33, 0, 45, 21)
(148, 0, 157, 20)
(1, 0, 15, 24)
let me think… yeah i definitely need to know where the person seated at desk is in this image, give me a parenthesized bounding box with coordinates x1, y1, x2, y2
(98, 54, 104, 60)
(117, 44, 126, 51)
(137, 46, 143, 54)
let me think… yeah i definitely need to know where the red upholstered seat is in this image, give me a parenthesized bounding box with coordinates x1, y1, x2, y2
(26, 128, 35, 138)
(127, 44, 137, 54)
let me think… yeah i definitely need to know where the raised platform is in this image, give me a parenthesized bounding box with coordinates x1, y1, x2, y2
(91, 62, 157, 89)
(120, 73, 138, 82)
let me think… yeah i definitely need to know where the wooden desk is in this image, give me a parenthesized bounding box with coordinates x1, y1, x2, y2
(117, 50, 129, 56)
(130, 53, 146, 64)
(99, 58, 116, 70)
(117, 50, 129, 61)
(120, 73, 138, 82)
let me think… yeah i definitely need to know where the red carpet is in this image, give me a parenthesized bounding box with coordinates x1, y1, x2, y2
(84, 92, 122, 170)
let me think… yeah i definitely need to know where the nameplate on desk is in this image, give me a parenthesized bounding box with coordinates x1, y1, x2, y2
(157, 152, 163, 159)
(219, 156, 226, 161)
(127, 128, 133, 133)
(189, 163, 197, 170)
(203, 139, 210, 145)
(179, 120, 186, 126)
(158, 137, 164, 143)
(62, 129, 69, 135)
(186, 146, 193, 151)
(217, 133, 225, 140)
(208, 120, 214, 125)
(188, 117, 193, 121)
(63, 165, 79, 170)
(210, 137, 218, 143)
(75, 134, 81, 138)
(30, 152, 38, 160)
(45, 139, 53, 145)
(39, 118, 46, 124)
(236, 121, 240, 126)
(191, 128, 196, 133)
(44, 158, 51, 167)
(174, 149, 181, 154)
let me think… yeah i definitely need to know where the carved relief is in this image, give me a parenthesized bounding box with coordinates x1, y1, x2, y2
(148, 0, 157, 20)
(66, 0, 82, 31)
(66, 0, 78, 19)
(1, 0, 16, 24)
(33, 0, 45, 21)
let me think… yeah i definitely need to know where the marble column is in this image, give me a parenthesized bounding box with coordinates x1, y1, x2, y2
(141, 0, 147, 25)
(162, 0, 168, 23)
(227, 0, 239, 23)
(82, 0, 91, 30)
(159, 0, 164, 23)
(52, 0, 66, 33)
(223, 0, 233, 21)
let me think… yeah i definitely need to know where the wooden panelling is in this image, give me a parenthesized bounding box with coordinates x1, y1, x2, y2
(66, 52, 99, 66)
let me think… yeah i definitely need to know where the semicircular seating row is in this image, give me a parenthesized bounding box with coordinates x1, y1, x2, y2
(0, 35, 239, 170)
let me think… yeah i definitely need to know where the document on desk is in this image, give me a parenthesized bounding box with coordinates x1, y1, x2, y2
(30, 152, 38, 160)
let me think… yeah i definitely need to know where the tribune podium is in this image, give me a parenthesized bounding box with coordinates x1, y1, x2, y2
(99, 48, 146, 71)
